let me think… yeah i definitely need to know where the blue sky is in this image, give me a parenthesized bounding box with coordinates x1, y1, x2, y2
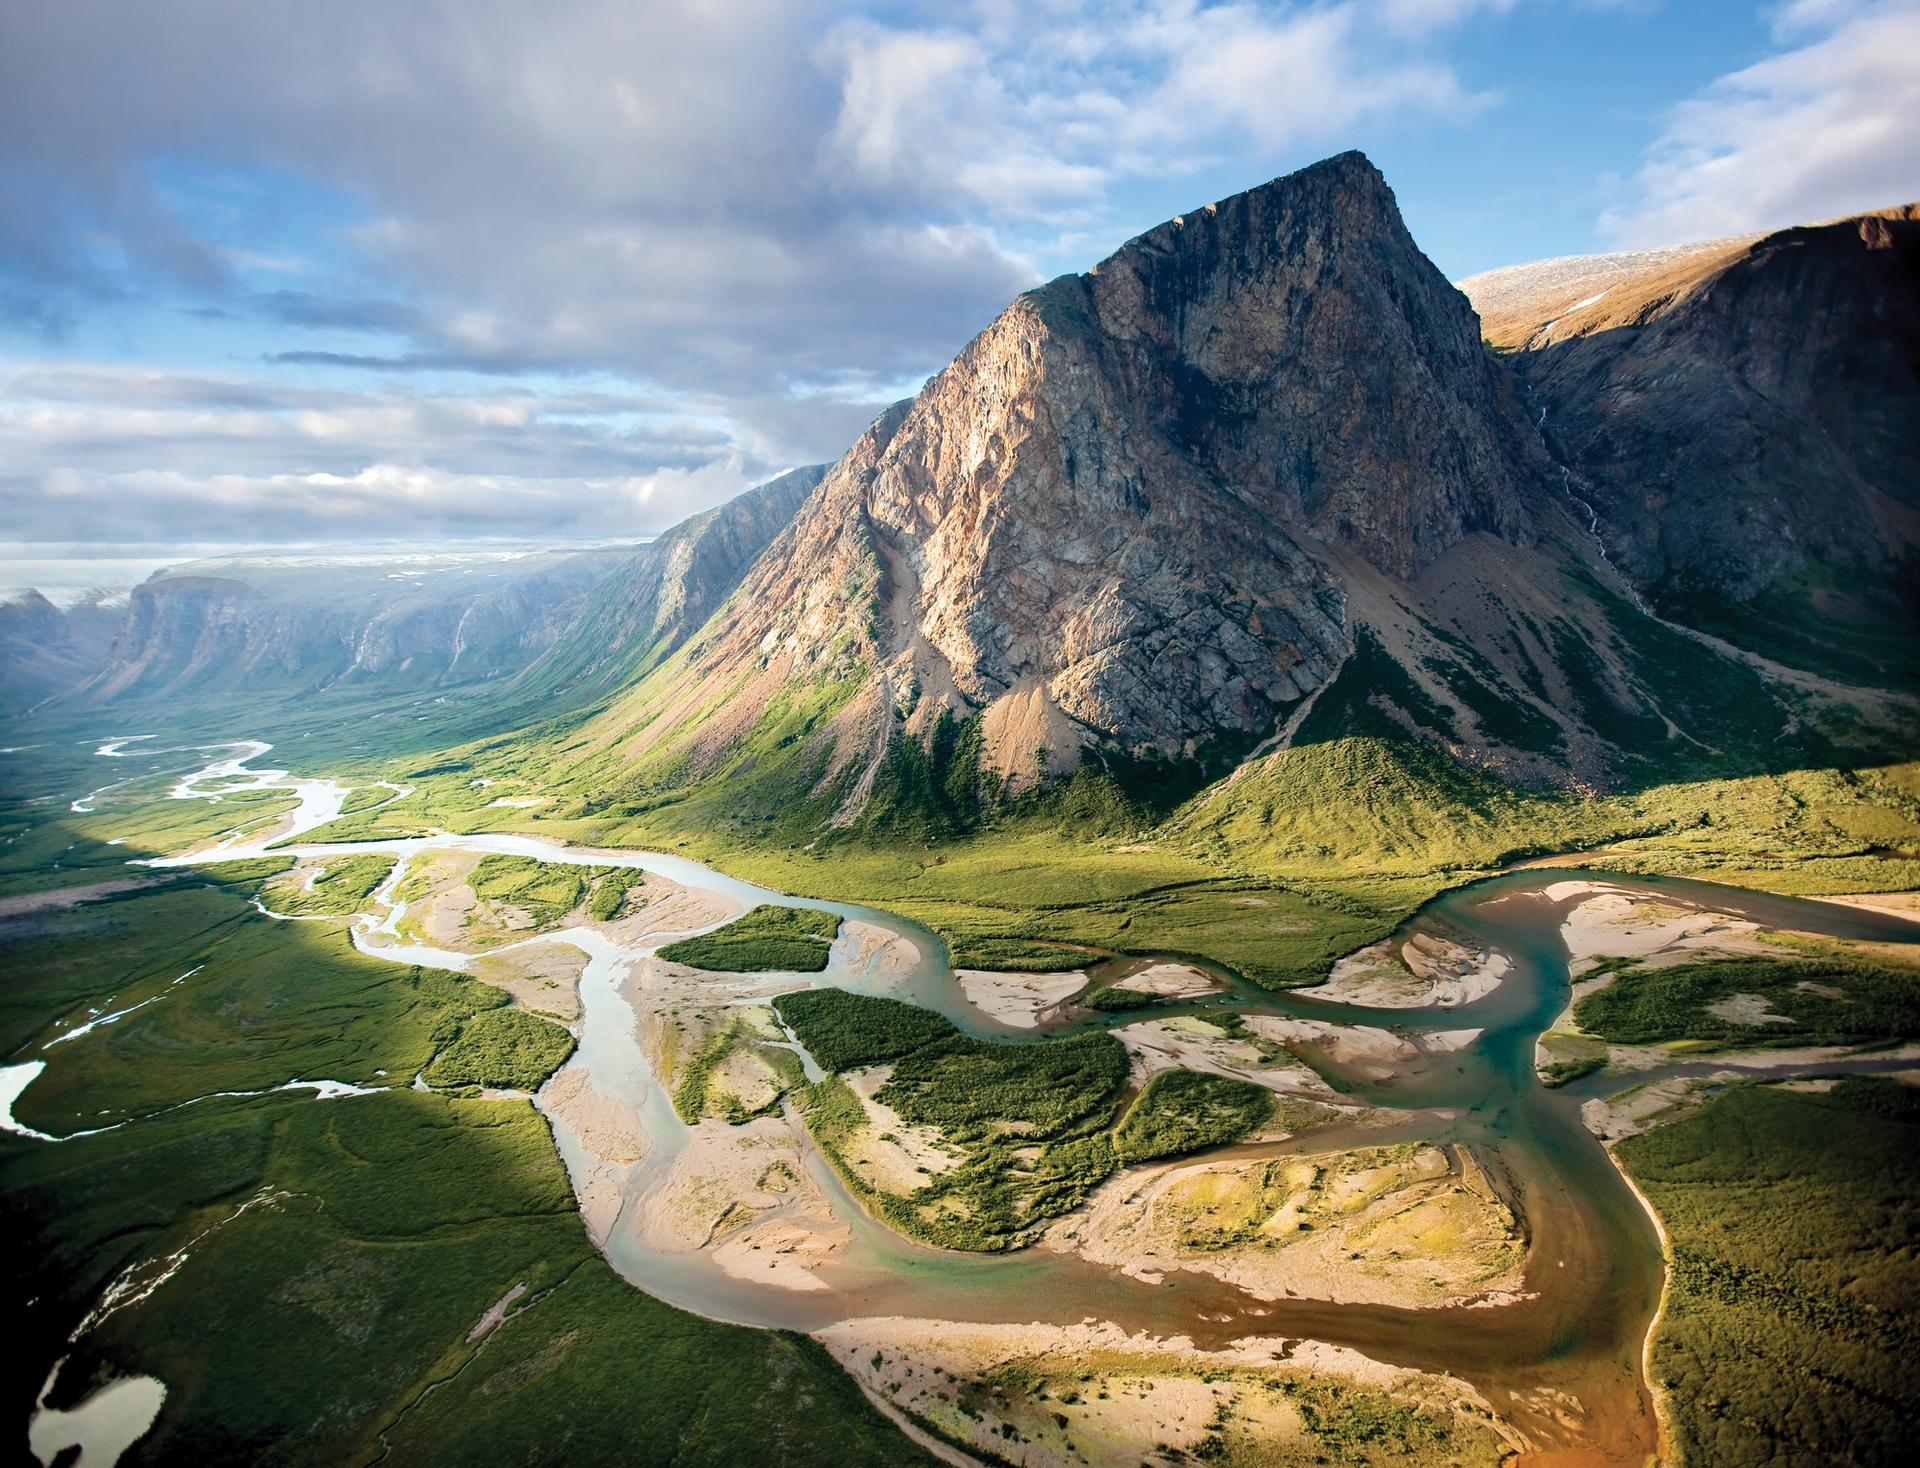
(2, 0, 1916, 562)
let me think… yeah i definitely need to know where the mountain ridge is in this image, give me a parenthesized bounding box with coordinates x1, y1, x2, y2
(1501, 204, 1920, 685)
(568, 151, 1621, 815)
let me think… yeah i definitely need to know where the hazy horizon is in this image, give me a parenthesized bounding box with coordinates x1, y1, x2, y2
(0, 535, 660, 601)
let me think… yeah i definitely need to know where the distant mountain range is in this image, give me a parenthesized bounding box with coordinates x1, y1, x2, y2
(7, 154, 1915, 833)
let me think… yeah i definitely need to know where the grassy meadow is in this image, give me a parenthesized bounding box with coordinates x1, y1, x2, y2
(243, 713, 1920, 997)
(1, 860, 925, 1467)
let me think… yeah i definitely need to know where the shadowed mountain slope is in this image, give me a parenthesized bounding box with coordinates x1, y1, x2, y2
(30, 469, 818, 726)
(0, 589, 125, 714)
(1467, 206, 1920, 689)
(505, 465, 823, 709)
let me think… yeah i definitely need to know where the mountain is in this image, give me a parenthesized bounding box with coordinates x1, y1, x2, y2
(0, 587, 126, 713)
(1459, 234, 1762, 353)
(1462, 207, 1920, 688)
(504, 465, 823, 709)
(575, 156, 1579, 800)
(25, 470, 819, 723)
(16, 158, 1912, 837)
(568, 151, 1889, 830)
(61, 547, 631, 707)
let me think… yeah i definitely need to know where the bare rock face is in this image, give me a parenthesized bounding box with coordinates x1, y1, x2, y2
(645, 153, 1553, 783)
(1509, 207, 1920, 609)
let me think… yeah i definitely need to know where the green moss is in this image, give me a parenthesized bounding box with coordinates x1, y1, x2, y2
(1659, 560, 1920, 694)
(670, 1017, 800, 1125)
(1285, 1379, 1450, 1457)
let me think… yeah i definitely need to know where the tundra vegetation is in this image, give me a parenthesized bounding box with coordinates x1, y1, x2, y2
(443, 855, 650, 936)
(243, 712, 1920, 1002)
(1616, 1077, 1920, 1466)
(0, 864, 923, 1467)
(659, 904, 841, 972)
(670, 1011, 805, 1124)
(771, 987, 955, 1070)
(779, 989, 1279, 1250)
(468, 853, 588, 929)
(423, 1007, 575, 1091)
(1575, 943, 1920, 1049)
(259, 854, 396, 916)
(1112, 1070, 1275, 1163)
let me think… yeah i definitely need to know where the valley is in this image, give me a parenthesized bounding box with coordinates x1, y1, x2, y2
(4, 148, 1918, 1468)
(5, 735, 1916, 1466)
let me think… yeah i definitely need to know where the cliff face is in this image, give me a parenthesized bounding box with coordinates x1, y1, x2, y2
(45, 470, 816, 714)
(511, 465, 824, 706)
(0, 589, 124, 713)
(607, 154, 1558, 788)
(1484, 207, 1920, 622)
(74, 558, 609, 705)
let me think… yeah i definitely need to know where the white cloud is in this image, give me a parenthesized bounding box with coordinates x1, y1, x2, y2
(0, 363, 769, 543)
(1130, 2, 1489, 151)
(1375, 0, 1520, 38)
(4, 459, 756, 546)
(1602, 0, 1920, 247)
(820, 2, 1501, 214)
(0, 0, 1523, 550)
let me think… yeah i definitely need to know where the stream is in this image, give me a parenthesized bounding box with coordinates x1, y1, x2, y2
(22, 738, 1920, 1466)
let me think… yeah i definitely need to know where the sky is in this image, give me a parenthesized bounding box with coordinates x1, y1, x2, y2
(2, 0, 1916, 572)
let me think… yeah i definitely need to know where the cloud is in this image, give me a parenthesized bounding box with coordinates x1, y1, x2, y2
(18, 460, 756, 546)
(1126, 2, 1492, 152)
(0, 0, 1521, 551)
(4, 1, 1504, 376)
(820, 2, 1502, 215)
(1601, 0, 1920, 247)
(0, 364, 772, 543)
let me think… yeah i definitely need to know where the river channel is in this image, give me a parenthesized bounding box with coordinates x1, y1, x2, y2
(34, 739, 1920, 1464)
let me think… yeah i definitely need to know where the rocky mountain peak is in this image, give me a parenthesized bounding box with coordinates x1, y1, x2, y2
(596, 152, 1557, 798)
